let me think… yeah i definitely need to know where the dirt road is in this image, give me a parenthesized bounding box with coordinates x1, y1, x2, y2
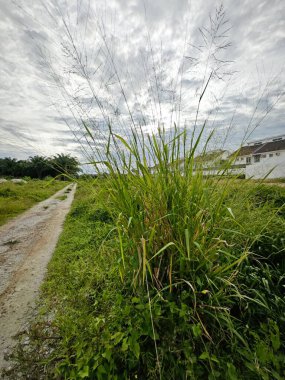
(0, 183, 77, 371)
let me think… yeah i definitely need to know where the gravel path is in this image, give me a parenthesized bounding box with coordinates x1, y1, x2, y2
(0, 183, 77, 371)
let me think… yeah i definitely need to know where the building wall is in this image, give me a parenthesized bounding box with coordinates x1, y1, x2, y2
(201, 167, 245, 176)
(245, 150, 285, 179)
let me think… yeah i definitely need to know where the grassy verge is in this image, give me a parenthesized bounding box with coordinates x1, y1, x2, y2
(4, 179, 285, 379)
(0, 180, 68, 226)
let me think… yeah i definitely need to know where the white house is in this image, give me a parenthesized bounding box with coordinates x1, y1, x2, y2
(148, 134, 285, 179)
(232, 134, 285, 179)
(191, 149, 231, 176)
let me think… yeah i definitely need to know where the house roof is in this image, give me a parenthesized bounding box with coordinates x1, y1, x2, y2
(151, 150, 229, 169)
(149, 138, 285, 172)
(194, 149, 228, 163)
(253, 139, 285, 154)
(231, 145, 257, 157)
(232, 139, 285, 157)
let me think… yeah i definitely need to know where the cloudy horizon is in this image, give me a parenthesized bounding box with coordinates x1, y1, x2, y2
(0, 0, 284, 163)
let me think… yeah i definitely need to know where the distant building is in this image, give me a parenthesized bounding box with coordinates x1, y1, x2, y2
(148, 134, 285, 179)
(192, 149, 232, 176)
(232, 134, 285, 179)
(148, 149, 230, 175)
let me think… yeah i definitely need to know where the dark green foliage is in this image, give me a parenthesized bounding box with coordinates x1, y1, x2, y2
(248, 186, 285, 269)
(0, 188, 17, 198)
(0, 158, 18, 177)
(89, 208, 113, 223)
(52, 153, 82, 179)
(252, 185, 285, 216)
(0, 154, 81, 180)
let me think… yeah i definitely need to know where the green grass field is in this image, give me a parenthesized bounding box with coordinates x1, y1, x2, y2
(6, 179, 285, 379)
(0, 180, 67, 226)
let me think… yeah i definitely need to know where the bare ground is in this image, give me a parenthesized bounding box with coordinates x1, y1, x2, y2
(0, 183, 77, 371)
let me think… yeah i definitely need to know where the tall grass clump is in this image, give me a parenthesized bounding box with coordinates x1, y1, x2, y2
(102, 124, 242, 290)
(91, 121, 284, 379)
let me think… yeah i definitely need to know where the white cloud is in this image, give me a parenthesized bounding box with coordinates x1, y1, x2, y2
(0, 0, 284, 162)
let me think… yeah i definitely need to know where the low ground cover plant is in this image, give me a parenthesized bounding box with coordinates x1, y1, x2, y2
(0, 179, 66, 226)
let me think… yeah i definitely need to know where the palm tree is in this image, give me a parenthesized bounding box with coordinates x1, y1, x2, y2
(52, 154, 81, 180)
(0, 157, 18, 177)
(28, 156, 51, 179)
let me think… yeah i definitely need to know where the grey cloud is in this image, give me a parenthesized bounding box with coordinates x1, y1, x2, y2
(0, 0, 284, 163)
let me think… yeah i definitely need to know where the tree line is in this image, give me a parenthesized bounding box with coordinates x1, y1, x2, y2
(0, 154, 81, 179)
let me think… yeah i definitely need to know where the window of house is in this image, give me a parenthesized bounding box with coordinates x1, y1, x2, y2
(261, 154, 266, 158)
(269, 153, 273, 157)
(240, 157, 244, 161)
(276, 152, 280, 156)
(254, 155, 260, 163)
(236, 158, 239, 161)
(246, 157, 251, 164)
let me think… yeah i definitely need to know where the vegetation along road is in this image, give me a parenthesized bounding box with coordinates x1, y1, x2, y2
(0, 183, 77, 371)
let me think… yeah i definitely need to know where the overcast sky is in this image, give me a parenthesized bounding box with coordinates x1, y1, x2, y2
(0, 0, 284, 162)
